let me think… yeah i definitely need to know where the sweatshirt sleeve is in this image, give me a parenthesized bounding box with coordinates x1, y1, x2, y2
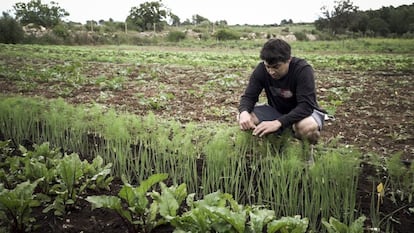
(277, 66, 316, 127)
(238, 65, 264, 113)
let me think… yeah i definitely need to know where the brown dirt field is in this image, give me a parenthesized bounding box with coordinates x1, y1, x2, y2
(1, 61, 413, 233)
(1, 63, 412, 159)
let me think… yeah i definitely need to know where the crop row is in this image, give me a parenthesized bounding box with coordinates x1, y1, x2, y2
(1, 139, 370, 233)
(1, 44, 413, 72)
(2, 95, 411, 232)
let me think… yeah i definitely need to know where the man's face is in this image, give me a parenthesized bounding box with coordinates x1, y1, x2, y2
(264, 59, 291, 79)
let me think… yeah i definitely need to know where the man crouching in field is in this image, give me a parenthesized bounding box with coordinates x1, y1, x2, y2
(238, 38, 326, 144)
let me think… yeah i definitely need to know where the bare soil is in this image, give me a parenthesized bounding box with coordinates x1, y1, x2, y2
(1, 62, 413, 232)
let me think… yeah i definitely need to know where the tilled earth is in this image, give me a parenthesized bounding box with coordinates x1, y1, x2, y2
(1, 61, 413, 232)
(1, 63, 412, 159)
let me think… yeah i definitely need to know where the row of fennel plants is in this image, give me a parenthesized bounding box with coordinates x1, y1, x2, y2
(0, 139, 366, 233)
(1, 95, 365, 232)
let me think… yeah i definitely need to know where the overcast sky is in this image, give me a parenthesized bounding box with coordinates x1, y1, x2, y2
(1, 0, 412, 25)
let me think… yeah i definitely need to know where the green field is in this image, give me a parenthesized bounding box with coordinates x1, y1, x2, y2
(0, 39, 413, 233)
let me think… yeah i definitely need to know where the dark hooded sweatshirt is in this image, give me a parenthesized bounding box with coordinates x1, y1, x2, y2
(238, 57, 323, 128)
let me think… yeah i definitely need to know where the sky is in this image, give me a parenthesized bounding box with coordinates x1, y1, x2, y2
(1, 0, 413, 25)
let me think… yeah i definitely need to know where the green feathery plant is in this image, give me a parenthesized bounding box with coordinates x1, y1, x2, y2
(385, 152, 414, 203)
(1, 95, 365, 233)
(0, 97, 42, 146)
(305, 146, 360, 231)
(253, 140, 305, 218)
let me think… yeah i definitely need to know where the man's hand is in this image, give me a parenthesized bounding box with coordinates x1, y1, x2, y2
(253, 120, 281, 137)
(238, 111, 256, 130)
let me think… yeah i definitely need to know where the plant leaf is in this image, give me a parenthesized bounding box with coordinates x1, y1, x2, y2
(86, 195, 132, 222)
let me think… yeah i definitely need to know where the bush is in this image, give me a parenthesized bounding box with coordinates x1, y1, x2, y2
(293, 31, 308, 41)
(52, 23, 70, 39)
(34, 32, 65, 45)
(167, 31, 186, 42)
(214, 29, 240, 41)
(402, 32, 414, 39)
(72, 31, 94, 45)
(0, 12, 24, 44)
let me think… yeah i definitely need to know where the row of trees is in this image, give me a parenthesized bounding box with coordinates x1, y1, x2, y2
(13, 0, 69, 28)
(315, 0, 414, 36)
(1, 0, 414, 44)
(7, 0, 225, 32)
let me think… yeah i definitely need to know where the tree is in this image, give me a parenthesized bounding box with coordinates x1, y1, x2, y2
(86, 20, 98, 32)
(127, 0, 167, 31)
(98, 18, 119, 33)
(316, 2, 414, 37)
(348, 11, 369, 34)
(169, 13, 180, 26)
(316, 0, 359, 34)
(192, 14, 210, 25)
(387, 5, 413, 35)
(280, 19, 293, 25)
(13, 0, 69, 28)
(368, 17, 389, 36)
(0, 12, 24, 43)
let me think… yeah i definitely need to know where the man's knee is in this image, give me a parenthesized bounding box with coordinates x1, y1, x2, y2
(294, 117, 318, 135)
(293, 116, 320, 144)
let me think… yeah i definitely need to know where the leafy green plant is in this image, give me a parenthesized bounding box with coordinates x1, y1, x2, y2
(84, 155, 113, 191)
(44, 153, 113, 216)
(0, 140, 24, 189)
(0, 142, 62, 191)
(267, 216, 309, 233)
(95, 75, 126, 91)
(21, 142, 62, 194)
(247, 206, 276, 233)
(322, 216, 366, 233)
(86, 173, 169, 233)
(0, 178, 43, 233)
(139, 92, 176, 110)
(171, 191, 247, 233)
(43, 153, 85, 216)
(150, 182, 187, 223)
(0, 140, 12, 156)
(172, 190, 309, 233)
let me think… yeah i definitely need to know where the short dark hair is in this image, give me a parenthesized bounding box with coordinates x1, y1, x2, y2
(260, 39, 291, 64)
